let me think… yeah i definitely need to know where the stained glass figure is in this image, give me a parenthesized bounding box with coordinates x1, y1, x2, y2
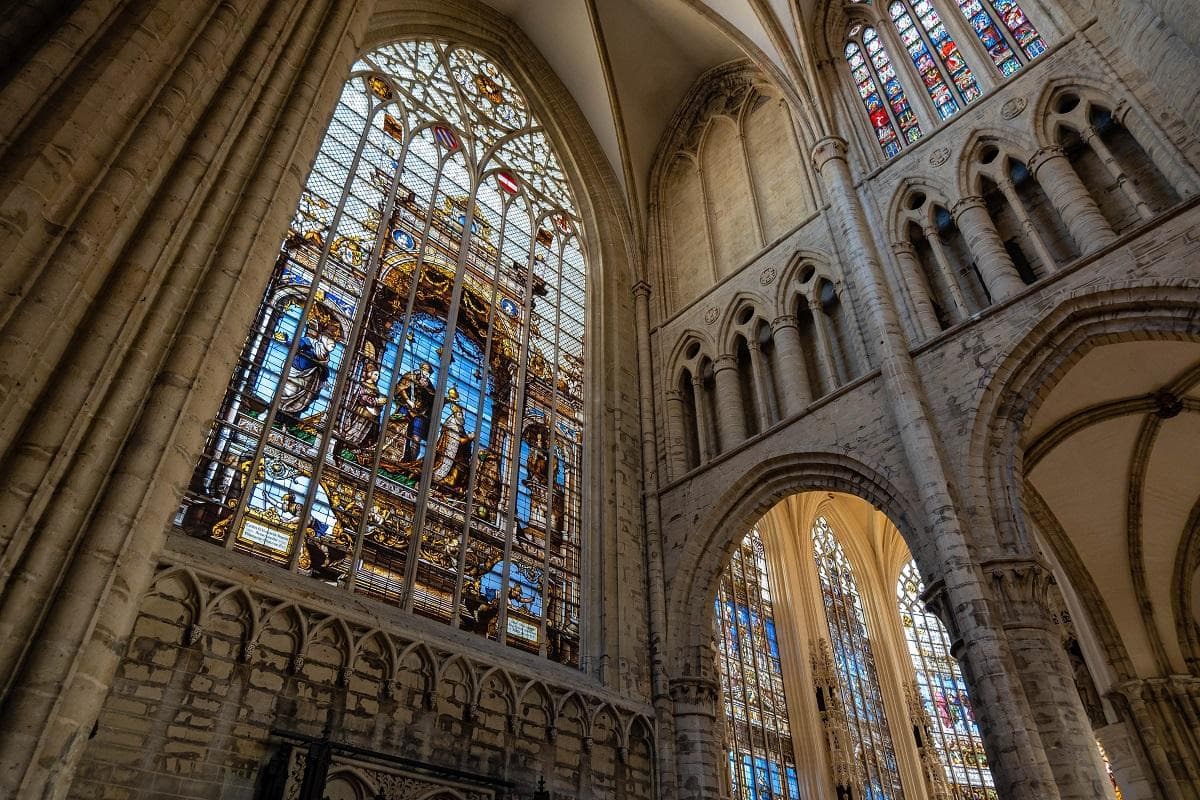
(889, 0, 981, 119)
(178, 39, 585, 666)
(847, 26, 922, 159)
(812, 516, 906, 799)
(955, 0, 1043, 76)
(897, 561, 997, 798)
(714, 528, 802, 800)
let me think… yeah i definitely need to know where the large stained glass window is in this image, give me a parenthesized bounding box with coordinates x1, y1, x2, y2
(955, 0, 1044, 77)
(812, 516, 906, 799)
(715, 528, 802, 800)
(179, 39, 585, 665)
(846, 25, 922, 159)
(889, 0, 981, 120)
(897, 561, 996, 799)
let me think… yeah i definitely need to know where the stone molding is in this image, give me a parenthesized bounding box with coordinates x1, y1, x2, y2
(982, 558, 1060, 630)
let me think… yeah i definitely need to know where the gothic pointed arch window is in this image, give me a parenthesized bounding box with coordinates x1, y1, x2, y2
(714, 527, 802, 800)
(954, 0, 1045, 76)
(888, 0, 982, 119)
(178, 39, 586, 665)
(897, 561, 997, 798)
(846, 25, 923, 158)
(812, 516, 906, 799)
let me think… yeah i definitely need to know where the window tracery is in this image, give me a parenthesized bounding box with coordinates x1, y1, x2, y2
(889, 0, 981, 119)
(897, 561, 996, 798)
(811, 516, 906, 799)
(847, 25, 923, 158)
(954, 0, 1044, 76)
(179, 38, 585, 665)
(715, 528, 802, 800)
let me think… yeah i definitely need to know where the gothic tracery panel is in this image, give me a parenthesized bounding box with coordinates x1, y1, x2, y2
(179, 39, 585, 665)
(715, 528, 802, 800)
(897, 561, 996, 799)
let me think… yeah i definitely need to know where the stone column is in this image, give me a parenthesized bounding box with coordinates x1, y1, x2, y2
(952, 195, 1026, 301)
(768, 315, 812, 415)
(807, 298, 842, 388)
(1080, 127, 1156, 222)
(632, 281, 681, 797)
(664, 389, 691, 477)
(922, 221, 973, 317)
(1028, 145, 1118, 255)
(0, 1, 369, 797)
(1107, 677, 1200, 799)
(712, 354, 746, 451)
(984, 559, 1114, 800)
(746, 341, 774, 427)
(670, 676, 726, 800)
(693, 376, 716, 463)
(889, 241, 942, 340)
(998, 178, 1062, 271)
(811, 135, 1062, 799)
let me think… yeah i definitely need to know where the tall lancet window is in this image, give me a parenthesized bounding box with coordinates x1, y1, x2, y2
(715, 528, 802, 800)
(179, 39, 586, 665)
(889, 0, 982, 119)
(897, 561, 997, 798)
(812, 516, 906, 799)
(955, 0, 1045, 76)
(847, 25, 922, 159)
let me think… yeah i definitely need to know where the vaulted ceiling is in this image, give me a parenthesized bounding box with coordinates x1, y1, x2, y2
(480, 0, 816, 220)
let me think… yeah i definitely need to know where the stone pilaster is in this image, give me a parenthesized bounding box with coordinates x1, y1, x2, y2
(768, 315, 812, 414)
(985, 559, 1114, 800)
(1028, 145, 1118, 255)
(952, 195, 1026, 301)
(712, 354, 746, 450)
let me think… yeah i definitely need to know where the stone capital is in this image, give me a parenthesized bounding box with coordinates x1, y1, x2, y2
(631, 280, 652, 300)
(664, 389, 684, 403)
(983, 557, 1060, 630)
(1027, 145, 1066, 175)
(950, 194, 987, 217)
(811, 136, 849, 171)
(713, 353, 739, 371)
(771, 314, 799, 331)
(668, 675, 721, 709)
(890, 240, 918, 257)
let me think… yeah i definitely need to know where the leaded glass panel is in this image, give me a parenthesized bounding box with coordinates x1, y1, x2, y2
(890, 0, 981, 119)
(897, 561, 997, 799)
(179, 38, 585, 665)
(715, 528, 802, 800)
(846, 26, 921, 159)
(812, 516, 906, 800)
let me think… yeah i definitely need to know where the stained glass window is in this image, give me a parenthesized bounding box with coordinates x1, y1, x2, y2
(897, 561, 997, 798)
(890, 0, 981, 119)
(715, 528, 802, 800)
(812, 516, 906, 799)
(955, 0, 1044, 77)
(178, 39, 585, 665)
(846, 26, 922, 159)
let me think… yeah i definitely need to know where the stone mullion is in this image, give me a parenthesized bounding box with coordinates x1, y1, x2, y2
(0, 3, 364, 798)
(921, 222, 972, 318)
(0, 0, 283, 598)
(984, 559, 1114, 800)
(889, 240, 942, 339)
(712, 354, 746, 451)
(1080, 127, 1157, 222)
(1028, 145, 1117, 255)
(951, 194, 1025, 301)
(997, 178, 1060, 273)
(767, 315, 811, 416)
(811, 135, 1060, 800)
(0, 0, 257, 457)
